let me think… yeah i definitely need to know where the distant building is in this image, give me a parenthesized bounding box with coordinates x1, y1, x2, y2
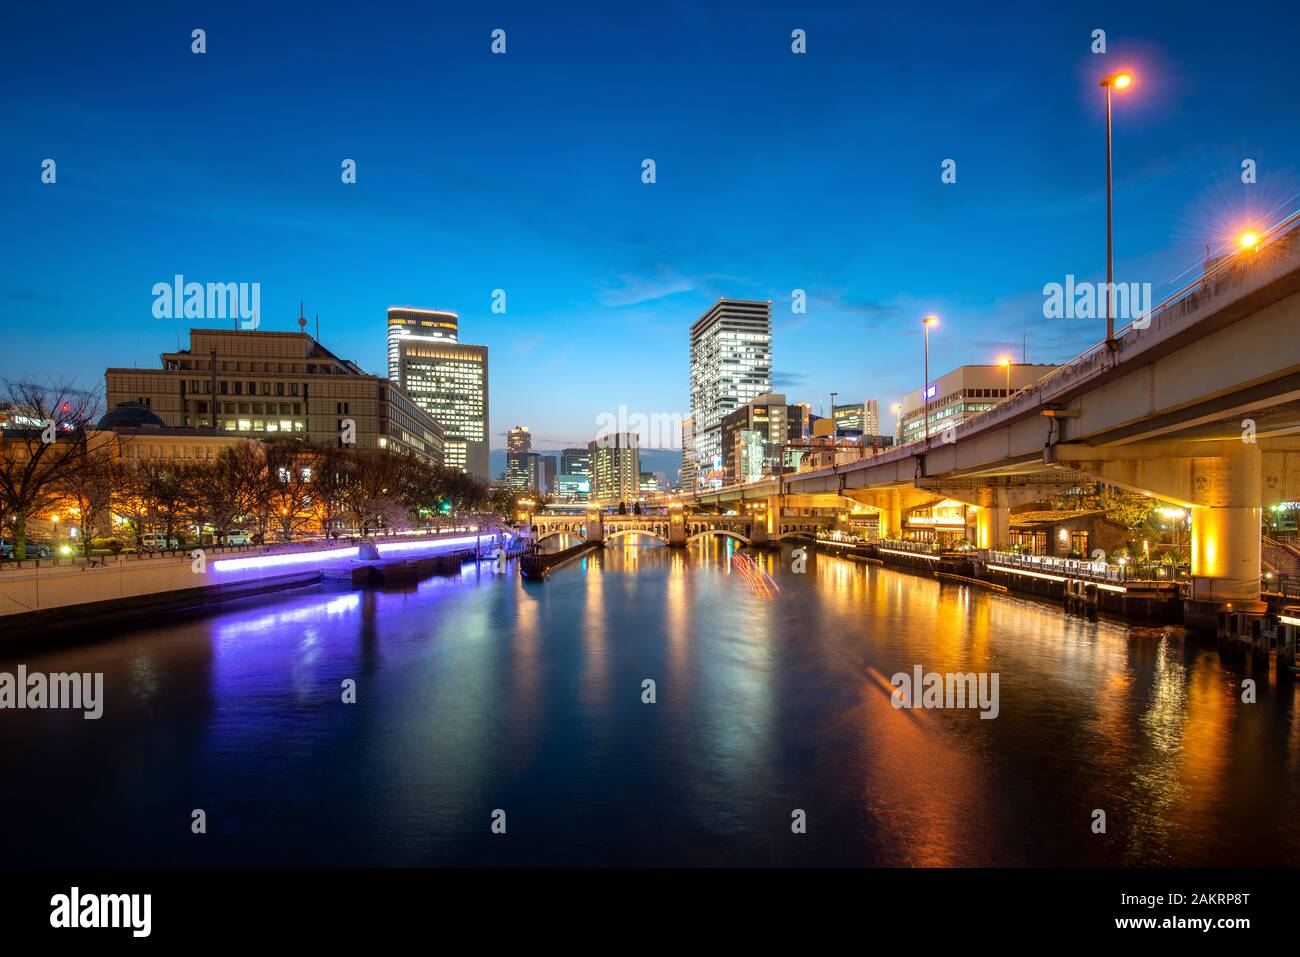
(680, 416, 698, 491)
(555, 473, 590, 502)
(589, 432, 641, 503)
(719, 392, 808, 484)
(106, 326, 444, 464)
(899, 363, 1059, 444)
(560, 446, 590, 480)
(532, 453, 557, 496)
(506, 425, 532, 492)
(832, 400, 881, 438)
(638, 471, 661, 496)
(388, 307, 490, 479)
(689, 299, 771, 485)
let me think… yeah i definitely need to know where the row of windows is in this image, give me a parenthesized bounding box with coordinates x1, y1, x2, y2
(220, 419, 306, 433)
(168, 359, 343, 375)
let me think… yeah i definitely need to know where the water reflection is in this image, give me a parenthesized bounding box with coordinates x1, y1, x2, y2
(0, 542, 1296, 866)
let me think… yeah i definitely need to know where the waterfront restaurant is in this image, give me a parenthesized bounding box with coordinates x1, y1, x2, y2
(904, 499, 969, 545)
(1006, 508, 1129, 558)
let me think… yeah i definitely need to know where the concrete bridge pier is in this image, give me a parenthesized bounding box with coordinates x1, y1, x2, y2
(1187, 442, 1264, 629)
(584, 511, 605, 545)
(667, 506, 686, 547)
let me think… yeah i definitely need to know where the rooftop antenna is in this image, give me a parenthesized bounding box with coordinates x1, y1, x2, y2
(315, 313, 320, 341)
(1022, 325, 1027, 364)
(298, 301, 307, 334)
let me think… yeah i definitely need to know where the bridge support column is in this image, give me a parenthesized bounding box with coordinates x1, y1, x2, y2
(584, 510, 604, 545)
(973, 491, 1010, 551)
(885, 491, 902, 540)
(1187, 442, 1263, 629)
(668, 505, 686, 547)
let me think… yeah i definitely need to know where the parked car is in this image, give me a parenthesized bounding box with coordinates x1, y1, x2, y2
(0, 539, 51, 559)
(223, 531, 251, 546)
(141, 532, 181, 550)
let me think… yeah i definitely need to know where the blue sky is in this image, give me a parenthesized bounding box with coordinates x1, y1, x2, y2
(3, 1, 1298, 449)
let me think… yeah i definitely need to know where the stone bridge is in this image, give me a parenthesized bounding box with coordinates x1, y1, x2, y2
(525, 509, 834, 547)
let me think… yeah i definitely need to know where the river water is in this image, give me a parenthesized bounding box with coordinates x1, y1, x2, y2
(2, 538, 1297, 866)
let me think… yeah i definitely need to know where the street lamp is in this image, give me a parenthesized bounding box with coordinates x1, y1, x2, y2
(1100, 71, 1134, 350)
(998, 355, 1012, 398)
(1239, 230, 1260, 251)
(922, 316, 939, 443)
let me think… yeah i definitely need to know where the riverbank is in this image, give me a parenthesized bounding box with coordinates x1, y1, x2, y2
(0, 532, 500, 647)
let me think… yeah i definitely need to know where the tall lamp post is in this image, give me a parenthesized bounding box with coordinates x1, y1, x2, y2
(1100, 71, 1133, 350)
(922, 316, 939, 443)
(998, 355, 1012, 398)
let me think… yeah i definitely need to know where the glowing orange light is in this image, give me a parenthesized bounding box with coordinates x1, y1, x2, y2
(1239, 231, 1260, 250)
(1113, 73, 1132, 89)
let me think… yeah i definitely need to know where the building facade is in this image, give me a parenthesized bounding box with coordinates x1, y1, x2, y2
(388, 308, 490, 479)
(588, 432, 641, 504)
(719, 392, 812, 485)
(689, 299, 772, 486)
(105, 328, 444, 464)
(899, 364, 1058, 445)
(832, 400, 881, 438)
(560, 446, 590, 480)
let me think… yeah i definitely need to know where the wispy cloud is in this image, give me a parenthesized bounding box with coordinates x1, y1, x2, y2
(596, 268, 696, 307)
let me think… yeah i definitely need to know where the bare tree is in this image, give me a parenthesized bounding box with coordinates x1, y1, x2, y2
(338, 449, 417, 538)
(186, 441, 258, 544)
(57, 437, 123, 557)
(0, 379, 101, 559)
(264, 438, 319, 542)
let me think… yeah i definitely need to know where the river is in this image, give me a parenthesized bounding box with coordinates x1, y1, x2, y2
(2, 538, 1296, 866)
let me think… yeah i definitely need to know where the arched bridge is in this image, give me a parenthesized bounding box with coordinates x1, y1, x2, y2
(527, 511, 833, 547)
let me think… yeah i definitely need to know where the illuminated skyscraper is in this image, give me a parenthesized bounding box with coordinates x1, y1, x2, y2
(506, 425, 533, 492)
(388, 307, 490, 479)
(689, 299, 771, 486)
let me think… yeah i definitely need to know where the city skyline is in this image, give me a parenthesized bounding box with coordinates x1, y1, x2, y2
(5, 4, 1299, 447)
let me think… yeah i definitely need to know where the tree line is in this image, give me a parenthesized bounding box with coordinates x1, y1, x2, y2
(1, 380, 517, 559)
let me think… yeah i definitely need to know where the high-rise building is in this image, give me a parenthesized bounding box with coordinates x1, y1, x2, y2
(560, 446, 590, 479)
(387, 308, 459, 381)
(506, 425, 533, 492)
(588, 432, 641, 503)
(899, 363, 1059, 444)
(388, 307, 490, 479)
(689, 298, 771, 486)
(106, 327, 444, 464)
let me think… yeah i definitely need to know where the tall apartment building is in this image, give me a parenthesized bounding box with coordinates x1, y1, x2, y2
(689, 299, 771, 486)
(387, 307, 490, 479)
(899, 363, 1058, 444)
(588, 432, 641, 504)
(105, 328, 444, 464)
